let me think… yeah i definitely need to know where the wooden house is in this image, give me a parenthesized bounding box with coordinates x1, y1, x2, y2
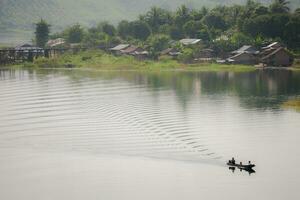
(109, 44, 130, 55)
(160, 48, 181, 57)
(261, 47, 293, 67)
(231, 45, 259, 55)
(227, 52, 258, 65)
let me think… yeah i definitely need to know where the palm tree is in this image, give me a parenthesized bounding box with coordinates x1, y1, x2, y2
(175, 5, 191, 27)
(270, 0, 290, 13)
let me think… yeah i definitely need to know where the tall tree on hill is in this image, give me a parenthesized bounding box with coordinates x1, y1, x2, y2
(140, 7, 171, 33)
(270, 0, 290, 13)
(129, 21, 151, 41)
(35, 19, 50, 48)
(175, 5, 191, 29)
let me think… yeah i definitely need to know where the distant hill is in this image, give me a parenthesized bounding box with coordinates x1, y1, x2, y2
(0, 0, 299, 44)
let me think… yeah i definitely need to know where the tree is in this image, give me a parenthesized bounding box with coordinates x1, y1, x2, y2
(169, 25, 184, 40)
(129, 21, 151, 41)
(178, 48, 194, 63)
(97, 22, 116, 36)
(253, 6, 269, 16)
(35, 19, 50, 48)
(284, 16, 300, 49)
(202, 12, 227, 31)
(230, 32, 254, 49)
(117, 20, 131, 39)
(295, 8, 300, 15)
(83, 28, 108, 47)
(66, 24, 85, 43)
(147, 34, 170, 59)
(140, 7, 171, 33)
(175, 5, 191, 29)
(270, 0, 290, 13)
(183, 20, 202, 38)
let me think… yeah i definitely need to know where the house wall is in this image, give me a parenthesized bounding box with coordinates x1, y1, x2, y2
(272, 50, 291, 67)
(232, 53, 257, 64)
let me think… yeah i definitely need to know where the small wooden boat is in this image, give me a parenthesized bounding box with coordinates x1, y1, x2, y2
(227, 162, 255, 169)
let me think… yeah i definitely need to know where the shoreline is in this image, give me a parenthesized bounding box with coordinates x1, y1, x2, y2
(1, 50, 300, 73)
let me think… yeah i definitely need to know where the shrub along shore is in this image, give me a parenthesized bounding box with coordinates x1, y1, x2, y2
(9, 50, 300, 72)
(12, 50, 257, 72)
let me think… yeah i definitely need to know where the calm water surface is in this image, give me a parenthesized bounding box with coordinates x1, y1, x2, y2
(0, 69, 300, 200)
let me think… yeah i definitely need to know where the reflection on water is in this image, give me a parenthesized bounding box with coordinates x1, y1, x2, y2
(0, 68, 300, 200)
(229, 167, 256, 175)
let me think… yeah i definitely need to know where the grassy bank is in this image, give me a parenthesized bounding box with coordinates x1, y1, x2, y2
(15, 50, 256, 72)
(283, 99, 300, 111)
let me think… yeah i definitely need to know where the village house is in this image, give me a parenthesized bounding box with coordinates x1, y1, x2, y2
(179, 38, 202, 46)
(225, 45, 259, 65)
(261, 47, 293, 67)
(109, 44, 130, 55)
(120, 45, 141, 55)
(262, 42, 282, 50)
(46, 38, 66, 48)
(231, 45, 259, 55)
(227, 52, 258, 65)
(121, 45, 149, 60)
(160, 48, 181, 58)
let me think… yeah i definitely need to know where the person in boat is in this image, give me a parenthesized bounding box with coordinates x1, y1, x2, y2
(231, 157, 236, 165)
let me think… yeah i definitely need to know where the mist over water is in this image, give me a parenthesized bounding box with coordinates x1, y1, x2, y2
(0, 69, 300, 200)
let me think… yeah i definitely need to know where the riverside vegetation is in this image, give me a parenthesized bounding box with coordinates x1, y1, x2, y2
(6, 0, 300, 71)
(20, 50, 255, 72)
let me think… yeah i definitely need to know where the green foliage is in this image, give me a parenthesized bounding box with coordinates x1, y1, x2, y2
(35, 19, 50, 47)
(270, 0, 291, 13)
(178, 48, 194, 63)
(129, 21, 151, 41)
(29, 1, 300, 53)
(284, 16, 300, 49)
(147, 34, 170, 59)
(202, 12, 227, 31)
(140, 7, 172, 33)
(230, 32, 254, 48)
(65, 24, 85, 43)
(117, 20, 131, 39)
(97, 22, 116, 36)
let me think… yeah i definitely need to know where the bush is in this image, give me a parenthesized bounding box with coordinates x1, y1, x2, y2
(178, 48, 194, 63)
(33, 57, 61, 68)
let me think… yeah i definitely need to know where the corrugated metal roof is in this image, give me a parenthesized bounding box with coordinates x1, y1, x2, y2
(232, 45, 258, 54)
(179, 38, 201, 45)
(110, 44, 130, 51)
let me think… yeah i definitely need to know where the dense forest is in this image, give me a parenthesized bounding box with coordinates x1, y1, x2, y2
(48, 0, 300, 57)
(0, 0, 299, 44)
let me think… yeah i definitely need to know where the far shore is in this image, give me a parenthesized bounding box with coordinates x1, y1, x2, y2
(3, 50, 300, 73)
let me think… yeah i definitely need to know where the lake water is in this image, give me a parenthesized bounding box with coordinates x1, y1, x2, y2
(0, 68, 300, 200)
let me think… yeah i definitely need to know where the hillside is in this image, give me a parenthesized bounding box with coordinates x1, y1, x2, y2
(0, 0, 299, 44)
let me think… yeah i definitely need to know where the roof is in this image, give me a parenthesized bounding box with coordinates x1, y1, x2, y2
(110, 44, 130, 51)
(262, 42, 281, 49)
(121, 46, 139, 54)
(133, 51, 149, 55)
(232, 45, 258, 54)
(15, 44, 43, 51)
(179, 38, 201, 45)
(229, 52, 253, 60)
(261, 47, 290, 60)
(47, 38, 65, 47)
(161, 48, 180, 55)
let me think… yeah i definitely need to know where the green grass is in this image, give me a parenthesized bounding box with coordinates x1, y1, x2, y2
(19, 50, 257, 72)
(283, 99, 300, 111)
